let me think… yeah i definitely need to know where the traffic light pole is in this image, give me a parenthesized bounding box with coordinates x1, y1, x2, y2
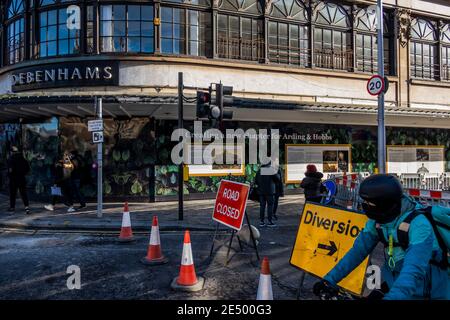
(178, 72, 184, 221)
(376, 0, 386, 174)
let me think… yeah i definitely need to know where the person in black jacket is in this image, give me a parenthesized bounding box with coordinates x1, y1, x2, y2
(7, 146, 30, 214)
(255, 162, 281, 227)
(300, 164, 324, 203)
(69, 150, 86, 209)
(273, 167, 284, 221)
(44, 155, 76, 213)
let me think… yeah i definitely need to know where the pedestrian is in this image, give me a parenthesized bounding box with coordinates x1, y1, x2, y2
(69, 150, 86, 209)
(7, 146, 31, 214)
(255, 162, 281, 228)
(46, 152, 77, 213)
(273, 166, 284, 221)
(44, 156, 74, 212)
(300, 164, 324, 204)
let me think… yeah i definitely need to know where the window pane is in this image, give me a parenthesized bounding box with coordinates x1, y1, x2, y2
(142, 21, 153, 35)
(129, 21, 140, 37)
(142, 6, 153, 20)
(128, 37, 141, 52)
(128, 5, 140, 21)
(113, 5, 126, 20)
(142, 37, 154, 53)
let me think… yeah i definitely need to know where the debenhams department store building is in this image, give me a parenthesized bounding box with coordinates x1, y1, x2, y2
(0, 0, 450, 202)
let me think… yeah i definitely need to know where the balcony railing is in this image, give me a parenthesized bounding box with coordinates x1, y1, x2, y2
(314, 49, 353, 71)
(268, 45, 311, 67)
(217, 36, 264, 62)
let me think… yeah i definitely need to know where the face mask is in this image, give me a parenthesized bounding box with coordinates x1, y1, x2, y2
(362, 200, 401, 224)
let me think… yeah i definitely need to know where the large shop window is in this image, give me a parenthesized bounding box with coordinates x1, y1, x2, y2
(313, 2, 352, 71)
(217, 0, 264, 62)
(267, 0, 309, 67)
(39, 8, 80, 57)
(441, 23, 450, 81)
(6, 0, 25, 65)
(100, 5, 154, 53)
(161, 7, 211, 56)
(410, 17, 439, 80)
(354, 8, 392, 74)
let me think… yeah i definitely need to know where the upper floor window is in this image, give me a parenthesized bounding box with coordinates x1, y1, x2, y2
(313, 1, 352, 71)
(441, 22, 450, 81)
(267, 0, 309, 67)
(354, 7, 392, 75)
(161, 6, 211, 57)
(217, 0, 264, 62)
(100, 5, 154, 53)
(410, 17, 438, 80)
(38, 8, 80, 57)
(6, 0, 26, 65)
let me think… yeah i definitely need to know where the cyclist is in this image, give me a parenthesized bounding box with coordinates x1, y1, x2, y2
(314, 174, 448, 300)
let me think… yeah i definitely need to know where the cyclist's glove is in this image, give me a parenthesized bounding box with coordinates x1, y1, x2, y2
(313, 280, 339, 299)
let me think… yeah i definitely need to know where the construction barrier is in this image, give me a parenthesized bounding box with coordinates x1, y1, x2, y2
(325, 173, 364, 211)
(405, 188, 450, 207)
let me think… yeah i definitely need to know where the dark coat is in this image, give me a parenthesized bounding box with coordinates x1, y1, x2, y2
(300, 171, 324, 198)
(7, 152, 30, 183)
(255, 165, 281, 195)
(275, 168, 284, 197)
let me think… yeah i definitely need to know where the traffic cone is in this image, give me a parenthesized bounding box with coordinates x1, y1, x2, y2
(118, 202, 134, 243)
(256, 257, 273, 300)
(171, 230, 204, 292)
(141, 216, 168, 265)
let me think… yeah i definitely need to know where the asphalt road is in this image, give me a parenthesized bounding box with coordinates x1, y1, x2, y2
(0, 225, 384, 300)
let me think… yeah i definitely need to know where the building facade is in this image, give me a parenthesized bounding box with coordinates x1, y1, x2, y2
(0, 0, 449, 202)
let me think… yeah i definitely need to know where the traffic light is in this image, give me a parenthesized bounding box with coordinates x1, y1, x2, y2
(196, 90, 210, 119)
(216, 83, 234, 121)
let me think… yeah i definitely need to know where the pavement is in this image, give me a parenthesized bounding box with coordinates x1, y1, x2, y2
(0, 194, 305, 232)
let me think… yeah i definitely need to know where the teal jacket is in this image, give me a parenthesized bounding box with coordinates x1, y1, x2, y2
(324, 195, 449, 300)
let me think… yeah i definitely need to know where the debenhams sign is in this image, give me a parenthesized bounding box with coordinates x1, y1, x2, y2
(11, 61, 119, 92)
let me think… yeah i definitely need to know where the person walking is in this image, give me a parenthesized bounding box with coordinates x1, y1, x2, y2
(45, 153, 76, 213)
(7, 146, 31, 214)
(255, 162, 281, 228)
(300, 164, 324, 204)
(69, 150, 86, 209)
(273, 167, 284, 221)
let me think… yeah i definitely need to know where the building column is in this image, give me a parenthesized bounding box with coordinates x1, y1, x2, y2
(395, 8, 411, 108)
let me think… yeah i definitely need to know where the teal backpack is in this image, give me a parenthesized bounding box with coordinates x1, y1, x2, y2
(376, 205, 450, 274)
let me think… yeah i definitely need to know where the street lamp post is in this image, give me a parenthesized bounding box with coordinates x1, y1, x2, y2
(376, 0, 386, 174)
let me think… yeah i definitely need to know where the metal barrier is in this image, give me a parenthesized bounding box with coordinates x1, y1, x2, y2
(326, 173, 364, 211)
(404, 188, 450, 208)
(324, 172, 450, 210)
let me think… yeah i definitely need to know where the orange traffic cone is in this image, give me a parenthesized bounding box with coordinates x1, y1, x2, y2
(118, 202, 134, 243)
(171, 230, 204, 292)
(256, 257, 273, 300)
(141, 216, 168, 265)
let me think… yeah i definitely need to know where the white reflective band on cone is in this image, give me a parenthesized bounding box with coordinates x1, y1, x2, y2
(256, 274, 273, 300)
(181, 243, 194, 266)
(122, 212, 131, 227)
(149, 226, 160, 245)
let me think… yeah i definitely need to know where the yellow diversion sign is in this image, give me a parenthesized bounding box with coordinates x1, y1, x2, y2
(290, 203, 369, 295)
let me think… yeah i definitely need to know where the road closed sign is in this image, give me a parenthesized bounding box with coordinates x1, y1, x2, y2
(212, 180, 250, 231)
(290, 203, 369, 295)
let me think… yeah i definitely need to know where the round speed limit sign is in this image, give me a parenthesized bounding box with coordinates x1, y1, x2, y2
(367, 75, 385, 96)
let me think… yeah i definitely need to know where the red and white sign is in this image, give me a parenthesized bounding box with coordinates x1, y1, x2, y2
(366, 75, 385, 96)
(212, 180, 250, 231)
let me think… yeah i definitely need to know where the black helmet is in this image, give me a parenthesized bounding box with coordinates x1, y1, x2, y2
(359, 174, 403, 224)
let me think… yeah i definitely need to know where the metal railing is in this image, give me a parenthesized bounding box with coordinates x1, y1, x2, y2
(217, 36, 264, 62)
(314, 49, 353, 71)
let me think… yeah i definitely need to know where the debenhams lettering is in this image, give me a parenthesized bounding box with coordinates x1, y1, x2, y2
(12, 66, 113, 86)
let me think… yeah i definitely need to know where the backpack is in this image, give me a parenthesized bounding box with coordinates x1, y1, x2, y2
(375, 205, 450, 273)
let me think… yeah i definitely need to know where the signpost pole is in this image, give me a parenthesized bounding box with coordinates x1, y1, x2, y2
(97, 97, 103, 218)
(296, 271, 306, 300)
(178, 72, 184, 221)
(376, 0, 386, 174)
(225, 230, 236, 266)
(209, 222, 220, 258)
(245, 211, 260, 261)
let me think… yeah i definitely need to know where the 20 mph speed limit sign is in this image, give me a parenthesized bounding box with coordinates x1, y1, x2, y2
(366, 75, 385, 96)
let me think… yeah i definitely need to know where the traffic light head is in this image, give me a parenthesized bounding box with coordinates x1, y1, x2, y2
(196, 91, 210, 119)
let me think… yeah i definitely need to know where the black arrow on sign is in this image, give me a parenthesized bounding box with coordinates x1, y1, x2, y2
(317, 241, 338, 256)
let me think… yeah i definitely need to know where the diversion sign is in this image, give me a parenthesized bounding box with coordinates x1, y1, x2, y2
(290, 203, 369, 295)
